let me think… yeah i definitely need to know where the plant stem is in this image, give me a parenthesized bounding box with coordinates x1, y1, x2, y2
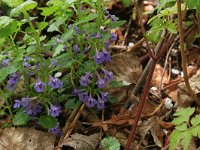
(177, 0, 200, 106)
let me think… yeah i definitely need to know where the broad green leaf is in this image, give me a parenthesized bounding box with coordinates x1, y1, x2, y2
(10, 0, 38, 17)
(165, 21, 177, 34)
(0, 65, 18, 82)
(38, 115, 57, 129)
(65, 99, 81, 109)
(191, 114, 200, 126)
(75, 13, 98, 25)
(187, 0, 200, 13)
(0, 16, 20, 38)
(13, 111, 30, 126)
(110, 20, 126, 29)
(1, 0, 24, 7)
(38, 22, 48, 31)
(101, 137, 120, 150)
(61, 29, 74, 41)
(0, 16, 15, 29)
(172, 107, 195, 125)
(39, 5, 61, 16)
(53, 44, 65, 57)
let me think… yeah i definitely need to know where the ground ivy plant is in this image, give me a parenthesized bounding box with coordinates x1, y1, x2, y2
(0, 0, 125, 137)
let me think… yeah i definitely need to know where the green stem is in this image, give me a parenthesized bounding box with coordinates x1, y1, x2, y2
(0, 90, 13, 117)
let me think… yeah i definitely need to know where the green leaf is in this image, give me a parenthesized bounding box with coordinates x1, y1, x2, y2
(0, 16, 20, 38)
(38, 115, 57, 129)
(13, 111, 30, 126)
(169, 130, 182, 150)
(65, 99, 81, 109)
(110, 20, 126, 29)
(61, 29, 74, 41)
(39, 5, 61, 16)
(38, 22, 48, 31)
(172, 107, 195, 125)
(10, 0, 38, 17)
(191, 114, 200, 126)
(165, 21, 177, 34)
(175, 123, 188, 131)
(75, 13, 98, 25)
(187, 0, 200, 13)
(122, 0, 131, 7)
(0, 65, 18, 82)
(53, 44, 65, 57)
(109, 81, 124, 87)
(191, 126, 200, 138)
(181, 131, 192, 150)
(101, 137, 120, 150)
(1, 0, 24, 7)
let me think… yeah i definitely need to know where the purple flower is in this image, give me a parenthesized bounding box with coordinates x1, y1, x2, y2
(7, 73, 21, 91)
(56, 37, 62, 43)
(49, 104, 62, 117)
(102, 49, 111, 63)
(110, 33, 117, 41)
(34, 78, 45, 93)
(79, 72, 93, 87)
(49, 123, 62, 138)
(96, 34, 102, 39)
(90, 32, 97, 37)
(73, 44, 80, 53)
(72, 88, 83, 96)
(97, 74, 106, 88)
(25, 102, 42, 116)
(103, 69, 113, 82)
(93, 50, 104, 64)
(110, 15, 117, 22)
(100, 92, 109, 102)
(96, 95, 105, 109)
(13, 100, 21, 108)
(49, 60, 57, 68)
(74, 26, 80, 34)
(7, 81, 16, 91)
(23, 62, 31, 68)
(21, 97, 32, 107)
(48, 76, 63, 89)
(8, 73, 21, 84)
(1, 59, 9, 67)
(78, 92, 89, 102)
(82, 46, 91, 54)
(85, 94, 96, 108)
(68, 24, 72, 29)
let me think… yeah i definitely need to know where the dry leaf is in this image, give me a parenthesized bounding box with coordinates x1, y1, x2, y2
(0, 127, 55, 150)
(61, 133, 99, 150)
(178, 69, 200, 107)
(138, 116, 163, 148)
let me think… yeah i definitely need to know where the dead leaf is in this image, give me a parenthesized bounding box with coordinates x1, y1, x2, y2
(61, 133, 99, 150)
(138, 116, 163, 148)
(105, 52, 142, 102)
(0, 127, 55, 150)
(178, 69, 200, 107)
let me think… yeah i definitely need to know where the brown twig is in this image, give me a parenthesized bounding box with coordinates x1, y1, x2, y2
(133, 0, 156, 60)
(125, 33, 176, 150)
(177, 0, 200, 106)
(125, 31, 166, 109)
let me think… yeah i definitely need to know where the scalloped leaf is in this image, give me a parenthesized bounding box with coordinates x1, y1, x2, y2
(1, 0, 24, 7)
(10, 0, 37, 17)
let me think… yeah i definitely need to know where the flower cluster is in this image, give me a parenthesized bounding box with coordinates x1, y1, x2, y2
(7, 72, 21, 91)
(34, 76, 63, 92)
(13, 97, 42, 116)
